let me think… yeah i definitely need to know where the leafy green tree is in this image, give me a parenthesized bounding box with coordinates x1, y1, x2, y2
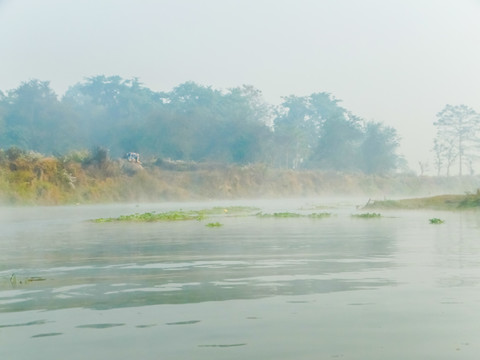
(310, 113, 363, 171)
(434, 104, 480, 176)
(63, 76, 162, 155)
(274, 92, 363, 171)
(359, 122, 400, 174)
(218, 85, 273, 164)
(273, 95, 322, 168)
(0, 76, 403, 174)
(147, 82, 272, 164)
(0, 80, 78, 153)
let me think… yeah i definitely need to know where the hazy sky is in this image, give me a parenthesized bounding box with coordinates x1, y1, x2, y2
(1, 0, 480, 171)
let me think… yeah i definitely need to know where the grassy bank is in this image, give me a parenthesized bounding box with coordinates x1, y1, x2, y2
(364, 191, 480, 210)
(2, 148, 480, 205)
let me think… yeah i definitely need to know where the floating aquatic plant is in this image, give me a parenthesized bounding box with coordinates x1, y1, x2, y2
(352, 213, 381, 218)
(307, 212, 332, 219)
(256, 212, 331, 218)
(429, 218, 445, 224)
(93, 206, 261, 223)
(94, 206, 331, 223)
(93, 210, 204, 223)
(205, 222, 223, 227)
(256, 212, 302, 218)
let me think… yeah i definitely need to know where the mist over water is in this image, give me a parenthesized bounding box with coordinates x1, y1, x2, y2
(1, 200, 480, 359)
(2, 1, 480, 358)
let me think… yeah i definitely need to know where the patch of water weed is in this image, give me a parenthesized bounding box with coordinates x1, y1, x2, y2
(307, 212, 332, 219)
(257, 212, 331, 219)
(166, 320, 201, 325)
(31, 332, 63, 338)
(136, 324, 157, 328)
(93, 210, 204, 223)
(0, 320, 47, 328)
(429, 218, 445, 224)
(93, 206, 260, 223)
(76, 323, 125, 329)
(352, 213, 381, 218)
(256, 212, 302, 218)
(205, 222, 223, 227)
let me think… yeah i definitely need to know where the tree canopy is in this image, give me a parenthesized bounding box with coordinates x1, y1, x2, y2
(0, 76, 402, 174)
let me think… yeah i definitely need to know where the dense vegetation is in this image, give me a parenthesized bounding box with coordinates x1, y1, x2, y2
(0, 76, 401, 173)
(3, 76, 480, 205)
(1, 147, 479, 205)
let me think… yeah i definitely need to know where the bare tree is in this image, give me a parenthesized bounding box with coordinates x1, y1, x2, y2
(433, 137, 457, 176)
(434, 104, 480, 176)
(418, 160, 429, 176)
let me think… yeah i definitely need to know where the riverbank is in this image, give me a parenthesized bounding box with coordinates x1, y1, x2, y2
(2, 149, 480, 205)
(364, 191, 480, 210)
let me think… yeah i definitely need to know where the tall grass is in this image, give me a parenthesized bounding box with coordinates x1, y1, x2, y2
(2, 148, 480, 205)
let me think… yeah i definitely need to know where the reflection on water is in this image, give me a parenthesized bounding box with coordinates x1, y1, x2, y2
(1, 201, 480, 359)
(0, 202, 396, 311)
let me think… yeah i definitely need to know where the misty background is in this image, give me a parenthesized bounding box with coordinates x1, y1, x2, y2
(1, 0, 480, 173)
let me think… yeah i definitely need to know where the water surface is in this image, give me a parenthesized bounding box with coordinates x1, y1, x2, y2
(1, 200, 479, 359)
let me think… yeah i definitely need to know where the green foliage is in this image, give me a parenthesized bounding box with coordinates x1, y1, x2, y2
(272, 92, 399, 173)
(3, 146, 480, 206)
(311, 114, 363, 171)
(93, 206, 260, 223)
(307, 212, 332, 218)
(458, 191, 480, 208)
(257, 212, 331, 218)
(94, 210, 205, 223)
(88, 146, 109, 165)
(366, 193, 480, 210)
(352, 213, 381, 218)
(60, 149, 91, 164)
(0, 80, 80, 153)
(0, 76, 401, 174)
(360, 122, 400, 174)
(257, 212, 302, 218)
(5, 146, 26, 161)
(429, 218, 445, 224)
(205, 222, 223, 227)
(94, 207, 332, 223)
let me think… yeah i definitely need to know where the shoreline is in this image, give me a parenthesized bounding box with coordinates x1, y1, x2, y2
(2, 152, 480, 206)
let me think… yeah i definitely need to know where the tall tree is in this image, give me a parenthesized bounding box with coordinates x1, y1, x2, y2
(63, 76, 162, 155)
(432, 137, 456, 176)
(222, 85, 273, 163)
(143, 82, 273, 163)
(273, 93, 341, 169)
(310, 113, 363, 171)
(359, 122, 400, 174)
(434, 104, 480, 176)
(0, 80, 77, 153)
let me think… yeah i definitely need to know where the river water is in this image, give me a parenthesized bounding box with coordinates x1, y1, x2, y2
(1, 199, 480, 359)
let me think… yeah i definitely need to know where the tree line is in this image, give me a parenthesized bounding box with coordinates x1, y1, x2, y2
(0, 76, 402, 174)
